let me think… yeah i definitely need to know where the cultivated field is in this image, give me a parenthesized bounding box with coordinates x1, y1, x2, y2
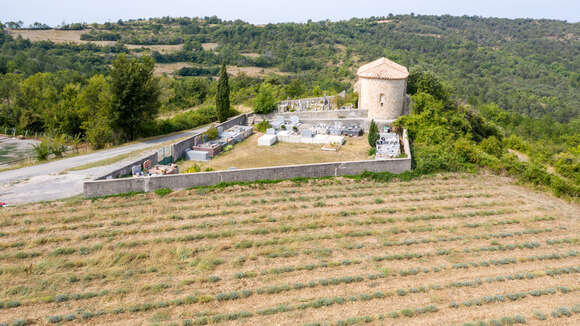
(6, 29, 116, 46)
(0, 173, 578, 326)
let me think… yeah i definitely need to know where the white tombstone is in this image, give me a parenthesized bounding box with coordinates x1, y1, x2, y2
(290, 115, 300, 125)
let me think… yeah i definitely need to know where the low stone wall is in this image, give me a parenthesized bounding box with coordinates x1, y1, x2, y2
(262, 109, 368, 121)
(94, 114, 249, 181)
(171, 114, 249, 161)
(84, 157, 411, 198)
(95, 152, 158, 180)
(84, 128, 412, 198)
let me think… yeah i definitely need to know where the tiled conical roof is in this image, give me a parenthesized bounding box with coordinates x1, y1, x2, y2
(357, 57, 409, 80)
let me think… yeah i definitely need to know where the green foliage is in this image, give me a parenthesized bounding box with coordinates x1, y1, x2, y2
(408, 68, 450, 103)
(394, 72, 579, 199)
(368, 120, 379, 147)
(206, 127, 219, 140)
(254, 83, 278, 114)
(80, 75, 114, 149)
(216, 63, 230, 122)
(554, 152, 580, 184)
(154, 188, 173, 197)
(185, 164, 202, 174)
(152, 105, 218, 136)
(480, 136, 504, 158)
(32, 135, 70, 160)
(254, 120, 271, 133)
(503, 135, 529, 153)
(110, 54, 160, 141)
(32, 141, 51, 161)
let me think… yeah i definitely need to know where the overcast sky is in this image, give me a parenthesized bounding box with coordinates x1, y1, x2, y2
(1, 0, 579, 26)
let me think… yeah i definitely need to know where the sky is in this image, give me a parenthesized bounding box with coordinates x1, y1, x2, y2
(1, 0, 579, 26)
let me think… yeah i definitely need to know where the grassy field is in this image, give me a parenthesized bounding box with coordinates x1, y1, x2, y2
(178, 133, 370, 172)
(0, 173, 579, 326)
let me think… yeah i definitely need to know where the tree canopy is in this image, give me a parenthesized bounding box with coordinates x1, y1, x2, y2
(110, 54, 160, 140)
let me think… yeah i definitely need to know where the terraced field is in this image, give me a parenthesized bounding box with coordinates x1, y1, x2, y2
(0, 173, 578, 326)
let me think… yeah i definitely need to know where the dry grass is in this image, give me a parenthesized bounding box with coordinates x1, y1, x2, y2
(240, 52, 261, 58)
(154, 62, 192, 76)
(227, 65, 291, 77)
(0, 173, 578, 326)
(126, 44, 183, 53)
(178, 133, 370, 171)
(7, 29, 116, 46)
(154, 63, 290, 77)
(201, 42, 218, 51)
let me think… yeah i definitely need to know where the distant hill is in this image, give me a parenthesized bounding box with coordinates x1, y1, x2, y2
(2, 15, 579, 121)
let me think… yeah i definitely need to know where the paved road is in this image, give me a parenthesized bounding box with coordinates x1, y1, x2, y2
(0, 125, 210, 204)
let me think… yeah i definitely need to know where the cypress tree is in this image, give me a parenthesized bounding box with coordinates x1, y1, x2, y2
(368, 120, 379, 147)
(216, 63, 230, 122)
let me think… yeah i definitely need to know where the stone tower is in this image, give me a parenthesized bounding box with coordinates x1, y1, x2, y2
(356, 57, 409, 122)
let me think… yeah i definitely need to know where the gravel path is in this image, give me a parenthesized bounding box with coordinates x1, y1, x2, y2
(0, 126, 210, 204)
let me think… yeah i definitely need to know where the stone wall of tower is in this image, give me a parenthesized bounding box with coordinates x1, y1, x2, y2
(358, 78, 407, 121)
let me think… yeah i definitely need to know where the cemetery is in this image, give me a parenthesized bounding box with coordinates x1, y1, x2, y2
(83, 57, 413, 197)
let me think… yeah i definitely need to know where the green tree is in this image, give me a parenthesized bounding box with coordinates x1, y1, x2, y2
(110, 54, 160, 141)
(56, 83, 83, 136)
(407, 68, 450, 103)
(368, 120, 379, 147)
(79, 75, 114, 149)
(216, 63, 230, 122)
(253, 83, 277, 114)
(479, 135, 504, 158)
(285, 79, 304, 98)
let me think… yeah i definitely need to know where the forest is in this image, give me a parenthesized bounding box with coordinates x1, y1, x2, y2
(0, 15, 578, 195)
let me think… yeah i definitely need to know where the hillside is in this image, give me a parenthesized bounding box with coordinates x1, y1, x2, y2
(1, 15, 578, 200)
(2, 15, 579, 121)
(0, 173, 579, 325)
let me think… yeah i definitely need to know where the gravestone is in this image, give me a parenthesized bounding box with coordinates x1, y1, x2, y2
(143, 160, 153, 170)
(290, 115, 300, 125)
(131, 165, 142, 175)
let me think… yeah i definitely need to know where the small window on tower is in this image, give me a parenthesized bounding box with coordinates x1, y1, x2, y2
(379, 93, 385, 106)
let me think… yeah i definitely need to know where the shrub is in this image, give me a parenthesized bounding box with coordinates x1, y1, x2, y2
(48, 316, 63, 324)
(401, 309, 414, 317)
(155, 188, 172, 197)
(205, 127, 219, 140)
(32, 141, 51, 160)
(533, 311, 546, 320)
(254, 120, 271, 132)
(480, 136, 504, 158)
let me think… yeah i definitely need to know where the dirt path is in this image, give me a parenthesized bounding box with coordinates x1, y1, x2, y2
(0, 125, 210, 204)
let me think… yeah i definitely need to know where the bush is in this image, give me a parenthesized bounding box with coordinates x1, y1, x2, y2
(253, 83, 278, 114)
(205, 127, 219, 140)
(32, 141, 51, 161)
(154, 188, 172, 197)
(480, 136, 504, 158)
(255, 120, 271, 132)
(185, 164, 202, 173)
(48, 316, 63, 324)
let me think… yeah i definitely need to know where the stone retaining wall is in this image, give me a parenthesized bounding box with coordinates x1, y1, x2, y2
(84, 129, 412, 198)
(95, 152, 158, 180)
(84, 157, 411, 198)
(95, 114, 250, 181)
(171, 114, 248, 162)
